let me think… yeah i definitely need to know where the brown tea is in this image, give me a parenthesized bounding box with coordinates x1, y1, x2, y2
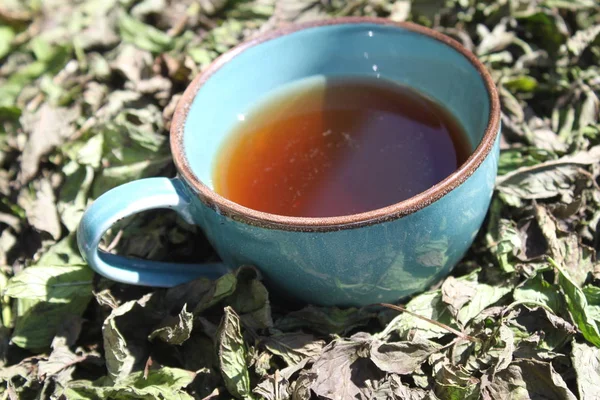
(213, 77, 471, 218)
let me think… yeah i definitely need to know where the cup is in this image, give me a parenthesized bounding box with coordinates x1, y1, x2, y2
(77, 17, 500, 307)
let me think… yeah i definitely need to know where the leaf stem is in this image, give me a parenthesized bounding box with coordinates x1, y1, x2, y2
(379, 303, 480, 343)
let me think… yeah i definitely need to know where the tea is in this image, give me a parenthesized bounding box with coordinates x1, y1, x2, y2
(213, 77, 471, 218)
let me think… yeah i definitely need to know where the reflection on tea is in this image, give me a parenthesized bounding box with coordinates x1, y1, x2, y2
(214, 77, 471, 218)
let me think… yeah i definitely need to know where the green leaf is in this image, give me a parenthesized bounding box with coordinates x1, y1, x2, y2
(5, 265, 93, 303)
(0, 43, 71, 108)
(485, 216, 521, 273)
(0, 26, 15, 59)
(119, 366, 195, 391)
(456, 283, 513, 326)
(58, 164, 95, 232)
(7, 236, 93, 350)
(216, 307, 253, 399)
(92, 155, 172, 197)
(91, 106, 170, 196)
(517, 11, 567, 55)
(62, 367, 196, 399)
(504, 76, 538, 92)
(62, 133, 104, 168)
(579, 89, 599, 131)
(0, 105, 22, 120)
(11, 300, 89, 350)
(552, 258, 600, 347)
(494, 325, 515, 373)
(583, 286, 600, 324)
(513, 274, 563, 314)
(118, 12, 173, 53)
(38, 234, 85, 266)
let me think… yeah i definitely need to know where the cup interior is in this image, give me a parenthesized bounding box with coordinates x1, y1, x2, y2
(182, 21, 492, 194)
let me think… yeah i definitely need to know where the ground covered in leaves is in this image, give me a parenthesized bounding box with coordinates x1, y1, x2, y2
(1, 0, 600, 399)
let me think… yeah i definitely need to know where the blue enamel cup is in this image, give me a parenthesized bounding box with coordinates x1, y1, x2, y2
(78, 18, 501, 307)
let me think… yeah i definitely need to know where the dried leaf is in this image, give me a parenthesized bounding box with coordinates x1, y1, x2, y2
(18, 104, 79, 184)
(481, 359, 576, 400)
(148, 304, 193, 345)
(496, 146, 600, 201)
(441, 274, 478, 317)
(118, 12, 173, 53)
(310, 335, 380, 400)
(571, 340, 600, 399)
(261, 332, 324, 367)
(275, 305, 374, 335)
(383, 290, 457, 340)
(102, 294, 162, 382)
(216, 307, 252, 399)
(370, 339, 441, 375)
(566, 24, 600, 58)
(432, 355, 480, 400)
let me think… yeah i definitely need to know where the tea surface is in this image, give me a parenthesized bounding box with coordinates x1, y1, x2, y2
(213, 77, 471, 218)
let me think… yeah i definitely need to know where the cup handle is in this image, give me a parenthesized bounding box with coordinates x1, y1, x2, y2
(77, 177, 230, 287)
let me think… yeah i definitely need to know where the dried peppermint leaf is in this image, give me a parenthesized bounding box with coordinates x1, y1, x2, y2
(118, 12, 174, 53)
(370, 339, 441, 375)
(571, 340, 600, 399)
(148, 304, 193, 345)
(18, 104, 79, 185)
(275, 305, 374, 335)
(482, 359, 577, 400)
(382, 290, 456, 340)
(496, 146, 600, 202)
(216, 307, 253, 399)
(261, 332, 325, 367)
(102, 293, 163, 382)
(310, 334, 380, 400)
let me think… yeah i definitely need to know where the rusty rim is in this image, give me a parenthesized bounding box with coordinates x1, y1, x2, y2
(170, 17, 501, 232)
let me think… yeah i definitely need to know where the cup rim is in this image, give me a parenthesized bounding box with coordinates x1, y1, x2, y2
(170, 17, 501, 232)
